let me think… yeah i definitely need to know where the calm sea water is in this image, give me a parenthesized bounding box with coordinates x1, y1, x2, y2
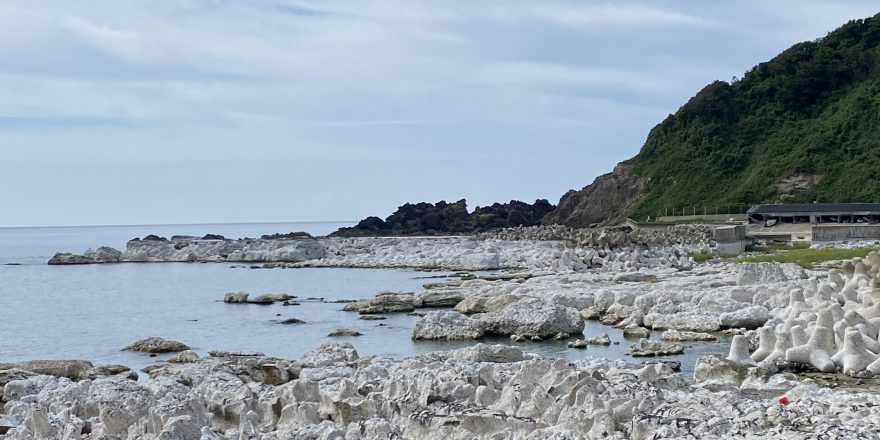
(0, 222, 728, 376)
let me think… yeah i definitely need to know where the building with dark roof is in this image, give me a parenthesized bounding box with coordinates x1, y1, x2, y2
(747, 203, 880, 224)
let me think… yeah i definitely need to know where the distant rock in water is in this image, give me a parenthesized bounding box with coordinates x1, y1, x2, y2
(48, 246, 122, 265)
(333, 198, 555, 237)
(123, 337, 190, 353)
(261, 231, 314, 240)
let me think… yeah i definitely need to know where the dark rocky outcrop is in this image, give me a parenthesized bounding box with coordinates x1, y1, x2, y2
(543, 162, 646, 228)
(261, 232, 314, 240)
(47, 253, 95, 265)
(333, 199, 555, 237)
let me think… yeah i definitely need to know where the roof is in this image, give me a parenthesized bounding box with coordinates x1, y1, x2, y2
(748, 203, 880, 215)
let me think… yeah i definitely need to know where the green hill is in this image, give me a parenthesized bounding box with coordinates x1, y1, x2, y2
(546, 13, 880, 226)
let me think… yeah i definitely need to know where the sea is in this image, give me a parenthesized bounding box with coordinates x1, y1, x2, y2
(0, 222, 729, 376)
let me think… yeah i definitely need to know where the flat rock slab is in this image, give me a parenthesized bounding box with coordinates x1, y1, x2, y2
(0, 360, 93, 381)
(328, 329, 363, 337)
(661, 329, 717, 341)
(359, 315, 386, 320)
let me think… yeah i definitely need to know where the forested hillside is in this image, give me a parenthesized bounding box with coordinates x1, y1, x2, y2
(547, 14, 880, 226)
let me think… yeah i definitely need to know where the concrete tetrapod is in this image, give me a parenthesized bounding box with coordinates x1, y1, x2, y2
(816, 310, 835, 331)
(763, 330, 792, 364)
(790, 325, 809, 347)
(786, 326, 836, 373)
(846, 310, 880, 340)
(751, 327, 776, 362)
(726, 335, 757, 366)
(832, 328, 878, 376)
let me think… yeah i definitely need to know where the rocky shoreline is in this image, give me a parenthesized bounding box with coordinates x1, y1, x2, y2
(26, 227, 880, 438)
(4, 340, 880, 439)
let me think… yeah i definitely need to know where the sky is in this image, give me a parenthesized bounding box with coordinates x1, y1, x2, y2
(2, 1, 878, 227)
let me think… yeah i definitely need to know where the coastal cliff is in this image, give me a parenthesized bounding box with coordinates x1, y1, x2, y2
(542, 162, 645, 227)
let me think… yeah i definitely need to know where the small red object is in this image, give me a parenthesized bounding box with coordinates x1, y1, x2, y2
(778, 396, 790, 405)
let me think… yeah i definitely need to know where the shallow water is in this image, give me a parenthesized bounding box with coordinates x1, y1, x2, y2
(0, 222, 728, 377)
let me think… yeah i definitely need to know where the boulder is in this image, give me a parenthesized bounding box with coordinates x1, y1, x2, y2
(568, 339, 589, 349)
(224, 292, 250, 303)
(89, 246, 123, 262)
(415, 290, 464, 308)
(719, 306, 770, 329)
(0, 368, 37, 388)
(300, 343, 359, 367)
(85, 364, 137, 380)
(250, 293, 293, 304)
(123, 337, 190, 353)
(412, 311, 484, 340)
(630, 339, 684, 357)
(582, 333, 611, 346)
(623, 326, 651, 339)
(168, 350, 201, 364)
(453, 297, 487, 314)
(481, 298, 584, 338)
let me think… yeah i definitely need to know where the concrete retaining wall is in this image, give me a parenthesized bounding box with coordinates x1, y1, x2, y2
(656, 214, 747, 223)
(812, 225, 880, 242)
(624, 219, 676, 232)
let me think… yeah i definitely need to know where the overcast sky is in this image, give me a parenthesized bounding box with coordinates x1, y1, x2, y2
(2, 1, 877, 227)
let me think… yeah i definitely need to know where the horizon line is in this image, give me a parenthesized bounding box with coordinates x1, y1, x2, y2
(0, 220, 357, 230)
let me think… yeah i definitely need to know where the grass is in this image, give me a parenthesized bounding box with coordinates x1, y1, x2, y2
(739, 246, 880, 268)
(766, 241, 811, 251)
(690, 252, 713, 262)
(691, 251, 751, 263)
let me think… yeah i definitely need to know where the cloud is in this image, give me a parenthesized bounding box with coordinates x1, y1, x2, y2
(476, 62, 683, 96)
(0, 0, 877, 225)
(489, 2, 720, 29)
